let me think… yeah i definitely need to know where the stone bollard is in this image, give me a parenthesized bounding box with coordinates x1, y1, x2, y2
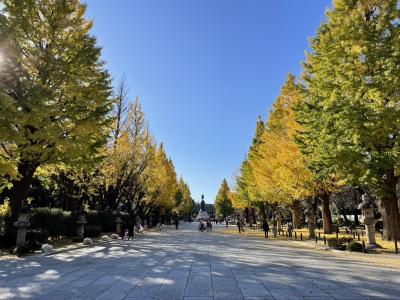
(76, 214, 87, 240)
(358, 194, 377, 247)
(14, 208, 30, 248)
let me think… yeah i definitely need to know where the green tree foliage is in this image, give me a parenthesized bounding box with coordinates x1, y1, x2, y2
(215, 179, 234, 218)
(0, 0, 113, 223)
(297, 0, 400, 240)
(174, 177, 195, 217)
(235, 117, 265, 210)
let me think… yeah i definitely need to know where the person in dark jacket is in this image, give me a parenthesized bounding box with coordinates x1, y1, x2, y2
(175, 219, 179, 230)
(127, 222, 134, 240)
(237, 219, 242, 233)
(262, 220, 269, 238)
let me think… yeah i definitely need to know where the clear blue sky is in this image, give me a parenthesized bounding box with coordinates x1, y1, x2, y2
(84, 0, 331, 204)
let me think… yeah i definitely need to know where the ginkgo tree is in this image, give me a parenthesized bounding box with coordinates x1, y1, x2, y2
(174, 177, 195, 218)
(251, 75, 317, 230)
(297, 0, 400, 240)
(0, 0, 113, 233)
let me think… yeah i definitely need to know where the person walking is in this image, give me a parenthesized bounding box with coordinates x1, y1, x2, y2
(236, 219, 242, 233)
(175, 218, 179, 230)
(225, 218, 229, 228)
(263, 220, 269, 238)
(288, 222, 294, 239)
(127, 222, 134, 240)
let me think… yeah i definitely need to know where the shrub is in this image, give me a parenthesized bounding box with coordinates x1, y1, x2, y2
(30, 208, 75, 237)
(86, 210, 115, 232)
(0, 200, 11, 236)
(84, 225, 102, 237)
(346, 241, 363, 252)
(327, 237, 351, 250)
(26, 230, 49, 251)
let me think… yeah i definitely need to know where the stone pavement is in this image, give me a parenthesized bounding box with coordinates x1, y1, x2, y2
(0, 223, 399, 300)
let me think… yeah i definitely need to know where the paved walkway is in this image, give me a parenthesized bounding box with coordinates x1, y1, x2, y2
(0, 223, 399, 300)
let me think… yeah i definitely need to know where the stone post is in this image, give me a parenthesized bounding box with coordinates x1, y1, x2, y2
(14, 208, 30, 248)
(76, 214, 87, 240)
(358, 194, 377, 247)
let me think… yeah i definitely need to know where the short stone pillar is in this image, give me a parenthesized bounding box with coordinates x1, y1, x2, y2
(358, 194, 377, 246)
(114, 215, 123, 234)
(14, 208, 30, 248)
(76, 214, 87, 240)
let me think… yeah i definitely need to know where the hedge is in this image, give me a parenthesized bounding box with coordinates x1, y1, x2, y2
(29, 208, 131, 238)
(30, 208, 75, 237)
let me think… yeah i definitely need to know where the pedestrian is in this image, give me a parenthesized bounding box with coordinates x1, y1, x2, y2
(225, 218, 229, 228)
(236, 219, 242, 233)
(288, 222, 293, 239)
(175, 219, 179, 230)
(263, 220, 269, 238)
(127, 222, 134, 240)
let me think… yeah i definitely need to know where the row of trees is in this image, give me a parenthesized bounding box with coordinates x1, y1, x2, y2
(230, 0, 400, 241)
(0, 0, 194, 242)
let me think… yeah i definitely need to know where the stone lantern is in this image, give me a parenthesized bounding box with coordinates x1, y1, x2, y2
(76, 213, 87, 240)
(114, 215, 123, 234)
(113, 208, 123, 234)
(358, 194, 377, 246)
(14, 207, 30, 248)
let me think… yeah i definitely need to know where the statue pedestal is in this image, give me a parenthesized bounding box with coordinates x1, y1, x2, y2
(196, 209, 209, 220)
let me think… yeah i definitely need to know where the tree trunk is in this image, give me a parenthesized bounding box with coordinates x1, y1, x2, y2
(320, 192, 333, 234)
(261, 204, 267, 222)
(305, 200, 316, 239)
(353, 211, 359, 226)
(5, 162, 37, 239)
(244, 208, 250, 225)
(378, 169, 400, 241)
(251, 207, 256, 225)
(291, 200, 302, 229)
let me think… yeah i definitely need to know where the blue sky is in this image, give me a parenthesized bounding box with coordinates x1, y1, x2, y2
(84, 0, 331, 204)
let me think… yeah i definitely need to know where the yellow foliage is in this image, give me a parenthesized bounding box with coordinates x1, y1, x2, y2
(229, 191, 246, 210)
(0, 199, 11, 218)
(251, 74, 316, 205)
